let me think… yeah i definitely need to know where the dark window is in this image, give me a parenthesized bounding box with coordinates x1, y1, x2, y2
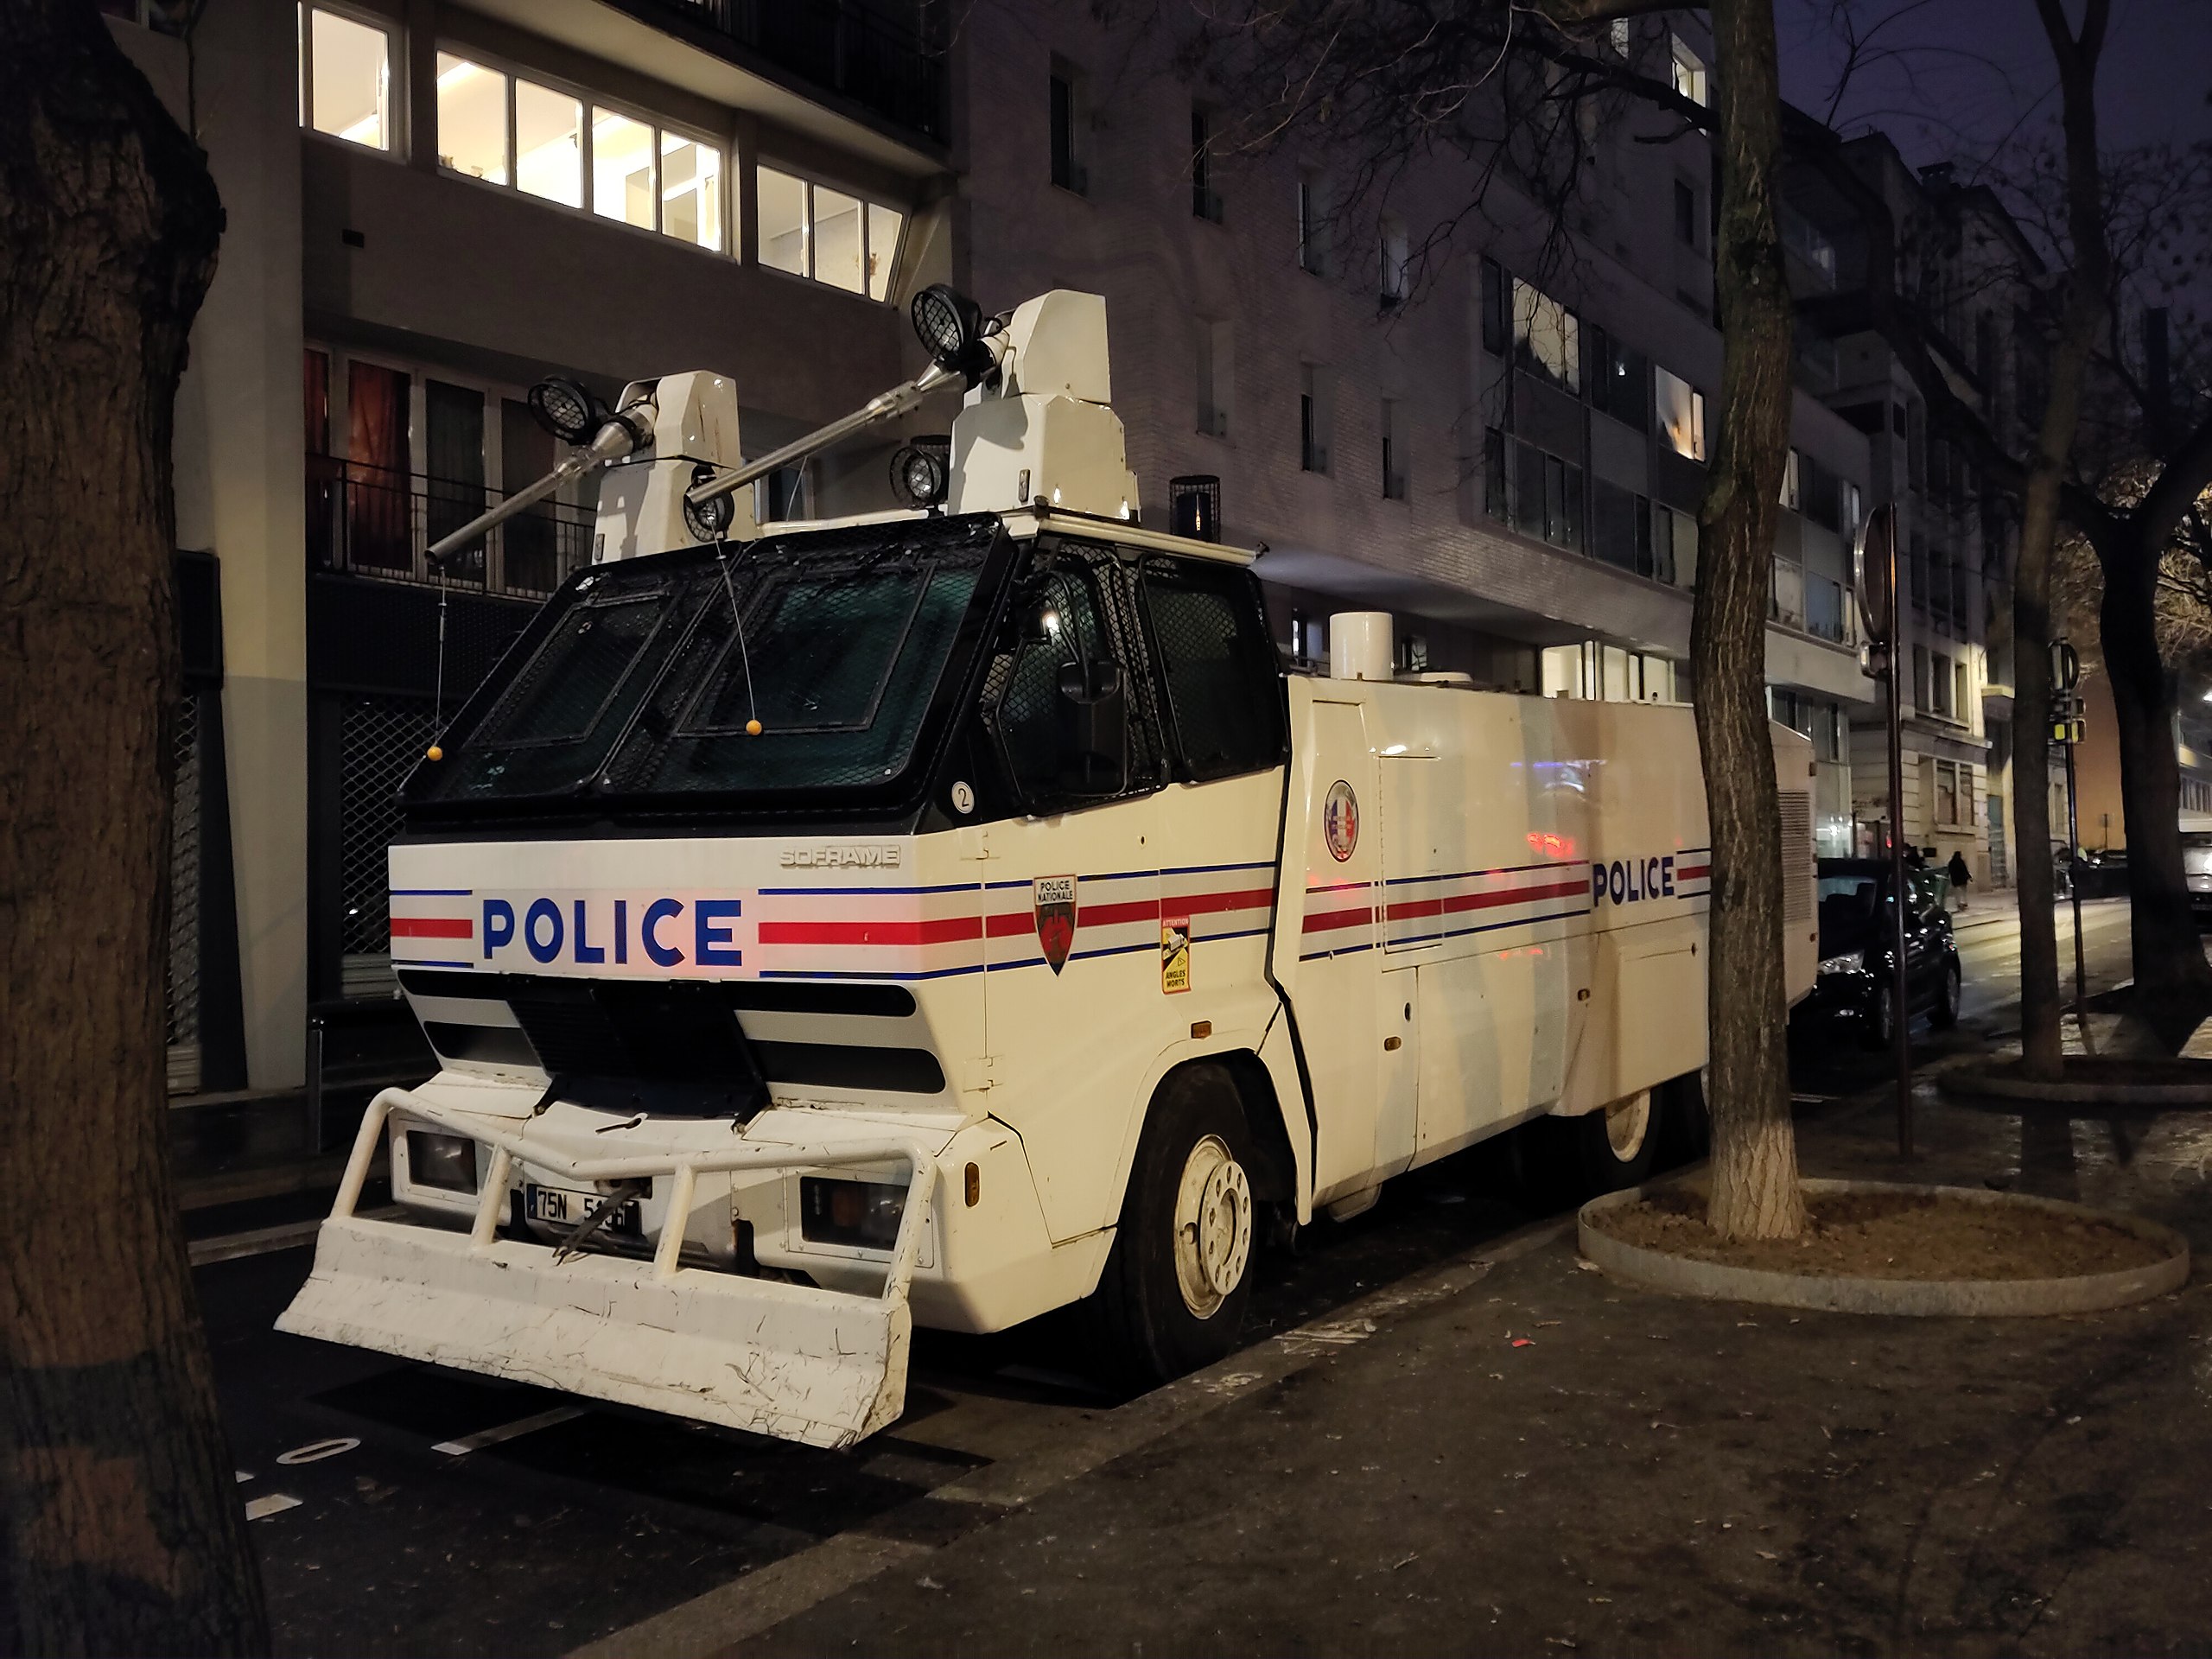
(1590, 326, 1649, 429)
(1484, 426, 1508, 520)
(1592, 479, 1639, 571)
(1191, 107, 1221, 221)
(1674, 180, 1697, 246)
(1480, 257, 1507, 356)
(1050, 73, 1084, 193)
(1298, 172, 1324, 274)
(1141, 560, 1285, 780)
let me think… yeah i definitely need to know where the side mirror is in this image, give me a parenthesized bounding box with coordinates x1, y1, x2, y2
(1054, 658, 1128, 798)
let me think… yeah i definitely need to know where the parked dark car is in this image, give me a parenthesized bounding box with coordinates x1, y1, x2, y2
(1795, 857, 1961, 1048)
(2184, 831, 2212, 925)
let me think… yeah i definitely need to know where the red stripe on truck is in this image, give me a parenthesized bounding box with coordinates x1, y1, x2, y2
(391, 917, 473, 939)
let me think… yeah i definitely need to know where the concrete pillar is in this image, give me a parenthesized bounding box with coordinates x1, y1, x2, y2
(173, 0, 310, 1090)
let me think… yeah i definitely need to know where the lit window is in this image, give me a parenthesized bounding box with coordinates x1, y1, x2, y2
(754, 166, 905, 301)
(1512, 278, 1580, 394)
(1669, 34, 1708, 105)
(814, 186, 865, 294)
(301, 6, 393, 151)
(1780, 448, 1800, 510)
(662, 133, 724, 251)
(1656, 367, 1706, 462)
(592, 108, 656, 229)
(758, 167, 808, 275)
(515, 80, 582, 207)
(435, 53, 506, 182)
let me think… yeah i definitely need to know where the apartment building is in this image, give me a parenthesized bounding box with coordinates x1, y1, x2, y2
(1791, 138, 2052, 887)
(949, 1, 1875, 857)
(111, 0, 1878, 1105)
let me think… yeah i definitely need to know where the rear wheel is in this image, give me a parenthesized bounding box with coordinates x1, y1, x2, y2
(1571, 1088, 1660, 1195)
(1086, 1066, 1256, 1388)
(1930, 957, 1961, 1029)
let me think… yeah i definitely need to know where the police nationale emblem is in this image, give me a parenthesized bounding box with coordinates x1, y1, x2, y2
(1033, 874, 1078, 974)
(1323, 780, 1360, 861)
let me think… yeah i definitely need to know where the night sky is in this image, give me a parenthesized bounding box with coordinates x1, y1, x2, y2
(1774, 0, 2211, 167)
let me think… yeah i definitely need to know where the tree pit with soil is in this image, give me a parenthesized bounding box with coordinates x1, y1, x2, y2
(1579, 1179, 2188, 1317)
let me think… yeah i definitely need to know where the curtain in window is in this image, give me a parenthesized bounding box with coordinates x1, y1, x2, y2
(347, 360, 410, 569)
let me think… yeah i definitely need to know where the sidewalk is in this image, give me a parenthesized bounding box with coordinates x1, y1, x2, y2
(1948, 893, 2126, 938)
(719, 1085, 2212, 1658)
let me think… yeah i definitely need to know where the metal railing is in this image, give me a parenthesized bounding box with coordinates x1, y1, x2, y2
(308, 460, 594, 600)
(645, 0, 947, 143)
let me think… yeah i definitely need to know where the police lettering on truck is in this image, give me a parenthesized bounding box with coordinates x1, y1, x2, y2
(280, 284, 1819, 1449)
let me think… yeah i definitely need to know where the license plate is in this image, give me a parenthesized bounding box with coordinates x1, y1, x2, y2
(525, 1184, 643, 1238)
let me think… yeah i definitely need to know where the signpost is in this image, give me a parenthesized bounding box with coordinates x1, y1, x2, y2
(1853, 504, 1912, 1160)
(2051, 640, 2088, 1035)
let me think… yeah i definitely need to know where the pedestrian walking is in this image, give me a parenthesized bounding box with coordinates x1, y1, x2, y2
(1946, 849, 1972, 911)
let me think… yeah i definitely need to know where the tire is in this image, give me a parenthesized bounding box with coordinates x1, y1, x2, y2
(1570, 1088, 1662, 1195)
(1656, 1070, 1710, 1165)
(1085, 1066, 1257, 1389)
(1929, 957, 1961, 1029)
(1866, 981, 1897, 1052)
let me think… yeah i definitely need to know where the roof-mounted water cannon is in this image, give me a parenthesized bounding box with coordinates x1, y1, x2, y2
(425, 376, 661, 567)
(679, 283, 1001, 526)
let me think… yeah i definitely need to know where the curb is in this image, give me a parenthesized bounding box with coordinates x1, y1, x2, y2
(1578, 1179, 2189, 1317)
(1937, 1064, 2212, 1109)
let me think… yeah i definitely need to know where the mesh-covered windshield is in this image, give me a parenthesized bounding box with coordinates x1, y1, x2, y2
(410, 516, 1003, 810)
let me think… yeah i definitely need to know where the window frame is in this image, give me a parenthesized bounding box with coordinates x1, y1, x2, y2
(299, 1, 401, 157)
(429, 41, 731, 255)
(1135, 556, 1288, 785)
(753, 160, 908, 302)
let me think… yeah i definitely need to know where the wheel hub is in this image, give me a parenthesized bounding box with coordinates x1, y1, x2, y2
(1172, 1135, 1252, 1319)
(1604, 1090, 1651, 1161)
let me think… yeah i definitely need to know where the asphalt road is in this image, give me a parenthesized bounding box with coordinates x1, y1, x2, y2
(194, 901, 2152, 1657)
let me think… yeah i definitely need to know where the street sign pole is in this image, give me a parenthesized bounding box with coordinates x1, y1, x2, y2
(2064, 739, 2087, 1032)
(1855, 505, 1912, 1160)
(2053, 641, 2087, 1038)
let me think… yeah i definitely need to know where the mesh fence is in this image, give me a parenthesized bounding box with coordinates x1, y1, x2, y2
(165, 692, 202, 1091)
(340, 695, 439, 973)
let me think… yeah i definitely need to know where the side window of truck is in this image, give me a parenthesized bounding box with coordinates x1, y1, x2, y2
(1139, 558, 1287, 781)
(986, 560, 1137, 810)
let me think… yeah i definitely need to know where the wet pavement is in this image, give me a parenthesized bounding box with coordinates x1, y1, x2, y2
(725, 1082, 2212, 1659)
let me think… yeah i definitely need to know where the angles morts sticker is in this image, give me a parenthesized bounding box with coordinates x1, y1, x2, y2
(1323, 779, 1360, 862)
(1033, 875, 1078, 974)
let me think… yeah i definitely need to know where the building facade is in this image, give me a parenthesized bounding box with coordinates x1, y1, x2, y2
(112, 0, 1877, 1103)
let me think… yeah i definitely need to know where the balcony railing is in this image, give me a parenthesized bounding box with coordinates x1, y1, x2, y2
(641, 0, 947, 143)
(307, 460, 594, 600)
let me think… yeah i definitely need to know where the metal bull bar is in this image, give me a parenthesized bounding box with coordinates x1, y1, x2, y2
(277, 1090, 940, 1450)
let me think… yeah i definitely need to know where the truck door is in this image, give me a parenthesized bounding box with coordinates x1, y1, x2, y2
(1291, 697, 1386, 1198)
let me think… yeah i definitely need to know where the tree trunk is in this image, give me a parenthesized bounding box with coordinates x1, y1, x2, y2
(0, 9, 260, 1656)
(2101, 536, 2212, 1032)
(1695, 0, 1804, 1241)
(2012, 0, 2111, 1080)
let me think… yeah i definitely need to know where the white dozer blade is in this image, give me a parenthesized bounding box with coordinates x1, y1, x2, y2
(276, 1093, 938, 1451)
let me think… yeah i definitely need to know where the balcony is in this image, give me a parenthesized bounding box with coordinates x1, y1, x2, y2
(625, 0, 947, 143)
(307, 460, 594, 600)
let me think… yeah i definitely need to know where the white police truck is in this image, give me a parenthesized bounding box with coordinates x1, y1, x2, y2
(279, 286, 1817, 1447)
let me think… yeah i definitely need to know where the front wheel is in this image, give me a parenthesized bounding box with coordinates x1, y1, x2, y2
(1085, 1066, 1257, 1389)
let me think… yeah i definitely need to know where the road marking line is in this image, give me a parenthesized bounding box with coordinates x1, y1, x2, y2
(277, 1436, 359, 1465)
(435, 1406, 584, 1457)
(234, 1471, 253, 1484)
(244, 1494, 302, 1521)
